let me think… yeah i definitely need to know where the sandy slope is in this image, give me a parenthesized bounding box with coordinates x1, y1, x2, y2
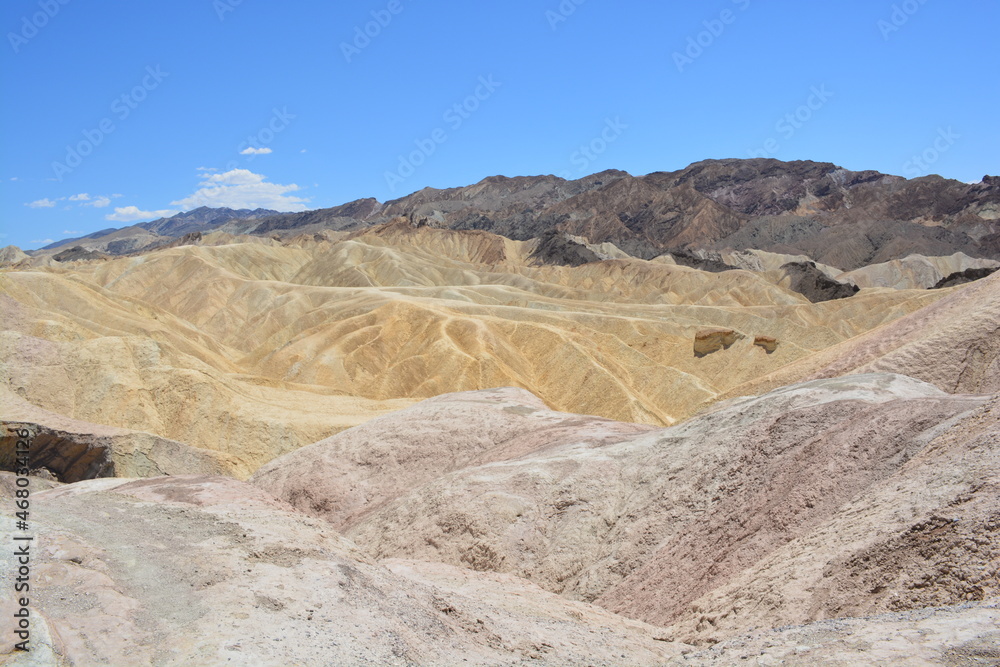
(1, 225, 945, 473)
(723, 269, 1000, 400)
(836, 252, 1000, 290)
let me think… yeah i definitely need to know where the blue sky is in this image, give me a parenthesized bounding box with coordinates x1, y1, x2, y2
(1, 0, 997, 250)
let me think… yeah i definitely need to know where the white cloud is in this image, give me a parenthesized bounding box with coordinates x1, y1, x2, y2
(105, 206, 179, 222)
(62, 230, 83, 235)
(240, 147, 272, 155)
(26, 198, 56, 208)
(32, 238, 54, 244)
(10, 177, 18, 181)
(68, 193, 90, 201)
(171, 169, 308, 212)
(86, 196, 112, 208)
(300, 149, 307, 153)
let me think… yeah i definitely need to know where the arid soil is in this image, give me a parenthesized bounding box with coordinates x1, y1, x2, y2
(2, 168, 999, 665)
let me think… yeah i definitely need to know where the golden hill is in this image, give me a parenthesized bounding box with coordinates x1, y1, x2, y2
(1, 222, 947, 474)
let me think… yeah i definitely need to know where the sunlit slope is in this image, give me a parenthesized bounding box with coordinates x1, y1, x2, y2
(2, 224, 945, 470)
(0, 270, 414, 478)
(722, 269, 1000, 400)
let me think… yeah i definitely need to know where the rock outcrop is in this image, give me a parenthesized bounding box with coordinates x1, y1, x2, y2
(51, 246, 110, 262)
(4, 160, 1000, 665)
(693, 328, 744, 356)
(932, 265, 999, 289)
(1, 388, 232, 481)
(665, 390, 1000, 643)
(29, 160, 1000, 270)
(0, 421, 229, 483)
(779, 261, 860, 302)
(527, 229, 601, 266)
(753, 335, 778, 353)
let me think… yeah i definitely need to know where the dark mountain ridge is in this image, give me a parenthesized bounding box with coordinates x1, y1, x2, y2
(137, 206, 278, 236)
(42, 207, 279, 251)
(32, 159, 1000, 270)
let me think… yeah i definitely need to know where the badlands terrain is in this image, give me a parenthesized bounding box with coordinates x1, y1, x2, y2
(2, 159, 999, 665)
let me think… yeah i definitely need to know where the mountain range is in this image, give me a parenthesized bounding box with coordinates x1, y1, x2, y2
(31, 159, 1000, 271)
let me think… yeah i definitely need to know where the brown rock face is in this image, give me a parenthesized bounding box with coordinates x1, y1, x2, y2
(536, 179, 746, 250)
(371, 159, 1000, 268)
(694, 328, 744, 356)
(527, 229, 601, 266)
(754, 335, 779, 353)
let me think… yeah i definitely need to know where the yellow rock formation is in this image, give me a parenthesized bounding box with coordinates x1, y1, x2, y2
(1, 223, 948, 472)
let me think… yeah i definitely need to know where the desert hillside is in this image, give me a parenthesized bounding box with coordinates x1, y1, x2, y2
(1, 220, 956, 476)
(2, 160, 999, 665)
